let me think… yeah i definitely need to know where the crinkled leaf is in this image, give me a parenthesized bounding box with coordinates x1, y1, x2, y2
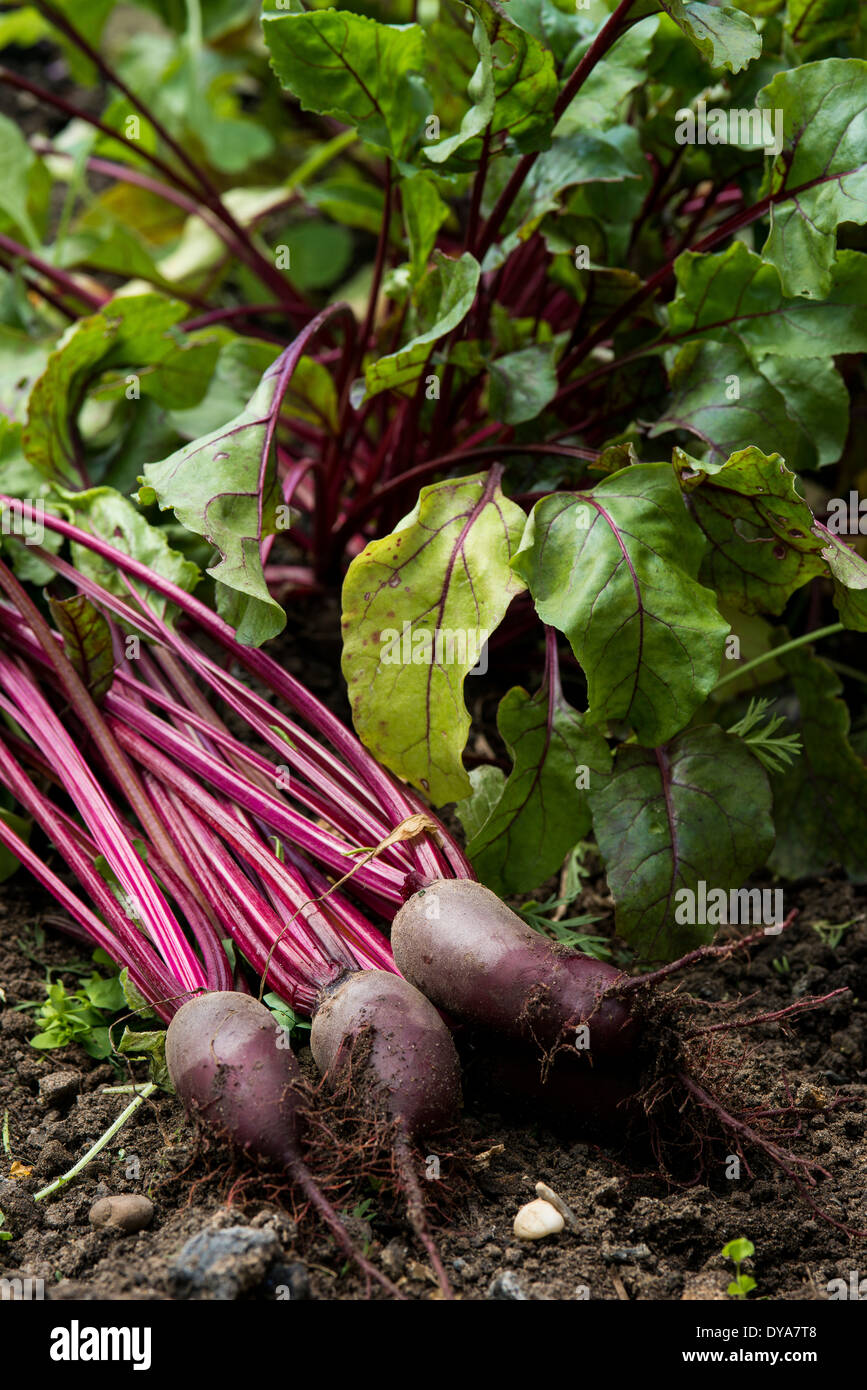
(47, 594, 115, 704)
(139, 312, 343, 645)
(653, 339, 847, 468)
(422, 1, 495, 166)
(489, 344, 559, 425)
(138, 362, 285, 645)
(757, 59, 867, 297)
(466, 681, 611, 895)
(812, 522, 867, 631)
(117, 1026, 172, 1091)
(363, 251, 480, 400)
(674, 446, 824, 614)
(667, 245, 867, 360)
(512, 463, 729, 745)
(658, 2, 761, 72)
(23, 296, 218, 487)
(589, 725, 775, 959)
(341, 471, 527, 804)
(424, 1, 557, 168)
(263, 10, 427, 159)
(769, 649, 867, 882)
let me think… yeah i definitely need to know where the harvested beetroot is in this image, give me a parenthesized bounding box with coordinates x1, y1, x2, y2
(392, 879, 640, 1056)
(310, 970, 462, 1297)
(166, 991, 401, 1296)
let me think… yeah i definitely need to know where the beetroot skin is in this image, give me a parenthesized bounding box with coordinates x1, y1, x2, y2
(391, 879, 640, 1056)
(310, 969, 462, 1138)
(166, 991, 304, 1168)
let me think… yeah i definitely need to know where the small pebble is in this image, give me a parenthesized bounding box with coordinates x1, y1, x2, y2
(513, 1198, 565, 1241)
(488, 1271, 528, 1300)
(89, 1195, 154, 1234)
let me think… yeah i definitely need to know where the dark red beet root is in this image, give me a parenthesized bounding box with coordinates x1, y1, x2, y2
(166, 991, 402, 1297)
(167, 991, 304, 1167)
(392, 879, 640, 1056)
(310, 970, 462, 1299)
(310, 969, 462, 1136)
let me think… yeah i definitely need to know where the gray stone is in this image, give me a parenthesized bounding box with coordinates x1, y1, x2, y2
(169, 1225, 281, 1300)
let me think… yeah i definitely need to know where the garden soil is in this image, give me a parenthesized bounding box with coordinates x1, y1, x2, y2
(0, 599, 864, 1301)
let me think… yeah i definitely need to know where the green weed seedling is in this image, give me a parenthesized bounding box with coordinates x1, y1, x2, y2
(722, 1238, 757, 1299)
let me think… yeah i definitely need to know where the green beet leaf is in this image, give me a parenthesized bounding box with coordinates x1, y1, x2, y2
(589, 725, 775, 959)
(653, 339, 847, 469)
(23, 296, 218, 488)
(47, 593, 115, 704)
(646, 2, 761, 72)
(667, 246, 867, 362)
(341, 470, 527, 805)
(465, 678, 611, 896)
(455, 765, 507, 845)
(363, 251, 480, 401)
(59, 486, 200, 623)
(769, 648, 867, 882)
(139, 310, 345, 645)
(512, 462, 729, 746)
(489, 344, 559, 425)
(757, 59, 867, 298)
(424, 1, 557, 169)
(674, 446, 824, 615)
(812, 523, 867, 632)
(263, 10, 427, 160)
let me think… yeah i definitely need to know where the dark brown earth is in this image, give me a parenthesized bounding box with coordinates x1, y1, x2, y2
(1, 593, 866, 1302)
(1, 869, 864, 1302)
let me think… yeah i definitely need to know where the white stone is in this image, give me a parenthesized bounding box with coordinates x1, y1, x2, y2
(513, 1198, 565, 1241)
